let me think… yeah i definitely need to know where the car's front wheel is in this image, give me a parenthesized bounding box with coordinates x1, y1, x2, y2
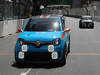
(79, 22, 82, 28)
(14, 51, 21, 64)
(60, 44, 68, 65)
(90, 23, 94, 29)
(59, 53, 66, 66)
(67, 36, 70, 54)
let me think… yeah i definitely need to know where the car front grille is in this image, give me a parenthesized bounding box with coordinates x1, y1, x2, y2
(82, 22, 93, 28)
(24, 52, 52, 62)
(23, 41, 52, 48)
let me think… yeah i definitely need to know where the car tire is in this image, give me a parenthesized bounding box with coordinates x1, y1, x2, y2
(92, 25, 94, 29)
(67, 36, 70, 54)
(88, 23, 94, 29)
(79, 22, 82, 28)
(14, 51, 19, 64)
(14, 52, 23, 66)
(91, 23, 94, 29)
(79, 24, 81, 28)
(59, 45, 67, 65)
(88, 23, 92, 28)
(62, 55, 66, 65)
(15, 51, 17, 62)
(61, 53, 66, 66)
(82, 23, 86, 28)
(57, 51, 66, 66)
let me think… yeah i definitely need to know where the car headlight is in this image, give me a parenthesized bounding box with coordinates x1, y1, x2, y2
(21, 45, 28, 52)
(52, 38, 60, 45)
(20, 41, 23, 45)
(18, 38, 24, 45)
(18, 39, 28, 52)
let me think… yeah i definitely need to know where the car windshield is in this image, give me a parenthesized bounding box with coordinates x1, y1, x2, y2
(82, 17, 92, 20)
(24, 18, 61, 32)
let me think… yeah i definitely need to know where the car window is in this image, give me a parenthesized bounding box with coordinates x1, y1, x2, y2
(24, 18, 61, 32)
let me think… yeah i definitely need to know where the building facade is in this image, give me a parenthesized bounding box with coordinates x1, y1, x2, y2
(0, 0, 13, 20)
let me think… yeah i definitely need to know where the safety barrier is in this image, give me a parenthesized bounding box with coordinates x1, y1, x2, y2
(0, 19, 29, 37)
(0, 21, 4, 37)
(0, 20, 18, 37)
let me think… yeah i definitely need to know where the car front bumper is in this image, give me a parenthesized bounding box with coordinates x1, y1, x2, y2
(15, 51, 65, 64)
(15, 39, 67, 63)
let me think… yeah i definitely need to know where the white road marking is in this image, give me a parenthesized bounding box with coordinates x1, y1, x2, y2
(20, 68, 32, 75)
(69, 53, 100, 56)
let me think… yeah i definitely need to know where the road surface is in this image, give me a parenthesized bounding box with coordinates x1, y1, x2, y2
(0, 17, 100, 75)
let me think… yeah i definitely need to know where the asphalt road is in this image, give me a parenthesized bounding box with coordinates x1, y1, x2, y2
(0, 17, 100, 75)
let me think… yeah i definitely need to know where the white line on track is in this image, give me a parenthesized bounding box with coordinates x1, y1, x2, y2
(20, 68, 32, 75)
(69, 53, 100, 56)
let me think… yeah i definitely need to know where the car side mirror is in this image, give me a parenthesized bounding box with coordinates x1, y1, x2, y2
(64, 27, 70, 32)
(18, 28, 23, 32)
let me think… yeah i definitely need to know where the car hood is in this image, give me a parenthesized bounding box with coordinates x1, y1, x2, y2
(18, 32, 63, 42)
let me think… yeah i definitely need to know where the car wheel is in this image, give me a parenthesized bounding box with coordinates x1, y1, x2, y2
(61, 51, 66, 65)
(14, 52, 23, 66)
(79, 22, 82, 28)
(67, 36, 70, 54)
(88, 23, 94, 29)
(92, 25, 94, 29)
(67, 44, 70, 54)
(15, 51, 19, 64)
(91, 23, 94, 29)
(15, 51, 17, 62)
(88, 23, 92, 28)
(59, 45, 67, 65)
(82, 23, 86, 28)
(62, 55, 66, 65)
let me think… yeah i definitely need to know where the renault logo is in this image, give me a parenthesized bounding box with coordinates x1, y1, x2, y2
(35, 41, 41, 47)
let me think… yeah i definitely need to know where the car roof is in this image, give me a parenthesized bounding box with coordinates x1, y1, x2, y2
(81, 16, 92, 18)
(30, 15, 63, 20)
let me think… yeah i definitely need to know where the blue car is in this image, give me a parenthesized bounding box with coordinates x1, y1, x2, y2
(15, 15, 70, 65)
